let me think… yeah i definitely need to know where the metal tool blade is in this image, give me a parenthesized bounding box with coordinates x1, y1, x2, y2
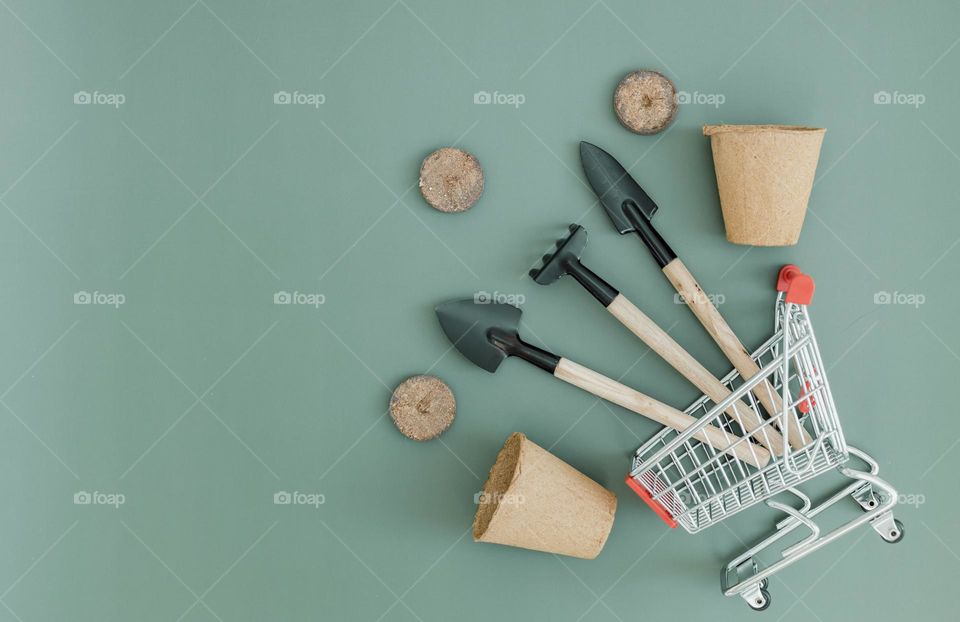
(580, 141, 659, 233)
(434, 299, 522, 373)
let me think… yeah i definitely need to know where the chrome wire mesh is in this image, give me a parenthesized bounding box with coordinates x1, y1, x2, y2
(629, 296, 848, 533)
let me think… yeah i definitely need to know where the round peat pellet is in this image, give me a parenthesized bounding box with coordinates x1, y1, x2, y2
(613, 70, 677, 135)
(418, 147, 484, 213)
(389, 375, 456, 441)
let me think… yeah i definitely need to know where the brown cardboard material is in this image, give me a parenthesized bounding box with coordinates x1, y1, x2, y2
(472, 432, 616, 559)
(704, 125, 826, 246)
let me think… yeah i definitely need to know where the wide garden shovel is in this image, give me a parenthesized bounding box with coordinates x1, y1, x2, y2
(435, 299, 770, 468)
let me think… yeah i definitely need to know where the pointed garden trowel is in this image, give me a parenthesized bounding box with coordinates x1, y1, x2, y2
(530, 224, 785, 454)
(579, 141, 810, 448)
(435, 299, 770, 468)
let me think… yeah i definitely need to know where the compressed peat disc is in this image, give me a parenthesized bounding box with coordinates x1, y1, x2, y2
(418, 147, 484, 213)
(613, 70, 678, 135)
(389, 375, 456, 441)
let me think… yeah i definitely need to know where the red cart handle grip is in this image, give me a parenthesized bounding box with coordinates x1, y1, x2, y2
(776, 265, 815, 305)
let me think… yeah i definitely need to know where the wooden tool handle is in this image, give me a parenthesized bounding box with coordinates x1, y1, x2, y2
(606, 294, 785, 454)
(662, 258, 812, 448)
(553, 358, 770, 468)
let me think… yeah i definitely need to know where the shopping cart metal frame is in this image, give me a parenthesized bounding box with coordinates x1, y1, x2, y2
(626, 265, 902, 611)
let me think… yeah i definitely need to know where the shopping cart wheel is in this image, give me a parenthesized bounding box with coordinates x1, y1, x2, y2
(870, 511, 904, 543)
(882, 519, 905, 544)
(747, 589, 771, 611)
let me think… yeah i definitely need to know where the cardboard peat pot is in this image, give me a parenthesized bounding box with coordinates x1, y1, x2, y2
(704, 125, 826, 246)
(472, 432, 616, 560)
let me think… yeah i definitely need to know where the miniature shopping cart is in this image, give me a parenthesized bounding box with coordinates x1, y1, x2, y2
(626, 265, 902, 611)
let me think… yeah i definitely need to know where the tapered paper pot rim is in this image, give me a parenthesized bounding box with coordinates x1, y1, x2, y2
(472, 432, 524, 540)
(703, 124, 825, 136)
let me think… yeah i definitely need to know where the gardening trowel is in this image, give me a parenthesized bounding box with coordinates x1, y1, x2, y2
(530, 224, 785, 454)
(435, 299, 770, 468)
(579, 141, 810, 448)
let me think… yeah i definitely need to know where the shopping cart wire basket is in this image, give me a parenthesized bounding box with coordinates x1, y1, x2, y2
(626, 265, 902, 611)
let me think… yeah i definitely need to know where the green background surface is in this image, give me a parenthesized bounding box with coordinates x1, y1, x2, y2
(2, 0, 958, 619)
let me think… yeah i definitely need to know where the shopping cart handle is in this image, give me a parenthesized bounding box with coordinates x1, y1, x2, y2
(776, 265, 815, 305)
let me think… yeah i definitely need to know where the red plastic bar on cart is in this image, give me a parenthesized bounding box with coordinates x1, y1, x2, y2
(625, 475, 677, 528)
